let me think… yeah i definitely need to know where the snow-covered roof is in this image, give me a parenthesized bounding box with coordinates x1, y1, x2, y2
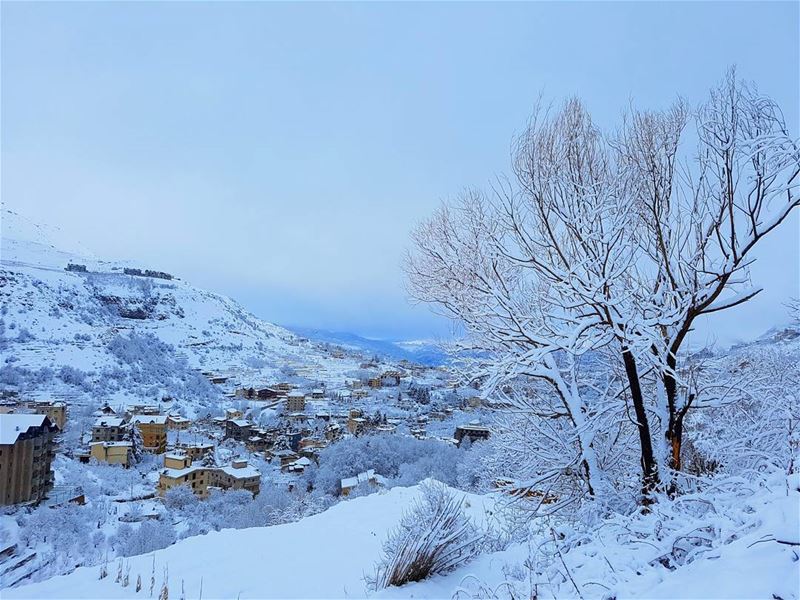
(0, 414, 48, 445)
(90, 441, 132, 448)
(94, 417, 126, 428)
(272, 449, 296, 457)
(161, 465, 205, 479)
(165, 452, 187, 460)
(341, 469, 381, 490)
(218, 464, 260, 479)
(131, 415, 168, 425)
(230, 419, 252, 427)
(457, 423, 491, 432)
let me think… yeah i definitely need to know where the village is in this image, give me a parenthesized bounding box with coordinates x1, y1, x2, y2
(0, 348, 493, 585)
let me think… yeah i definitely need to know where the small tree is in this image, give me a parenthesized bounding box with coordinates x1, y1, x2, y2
(127, 422, 144, 464)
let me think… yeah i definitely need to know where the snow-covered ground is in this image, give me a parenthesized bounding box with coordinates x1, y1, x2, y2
(6, 475, 797, 600)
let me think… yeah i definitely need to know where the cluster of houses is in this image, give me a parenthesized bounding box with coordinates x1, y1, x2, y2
(83, 403, 191, 466)
(0, 355, 497, 510)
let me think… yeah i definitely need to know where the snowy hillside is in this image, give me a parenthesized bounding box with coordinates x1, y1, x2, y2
(6, 475, 797, 600)
(0, 210, 365, 416)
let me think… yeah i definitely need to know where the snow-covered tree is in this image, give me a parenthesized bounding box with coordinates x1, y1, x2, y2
(406, 69, 800, 501)
(126, 422, 143, 464)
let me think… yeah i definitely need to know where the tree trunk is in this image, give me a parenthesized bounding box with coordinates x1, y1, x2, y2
(621, 348, 660, 496)
(663, 354, 680, 470)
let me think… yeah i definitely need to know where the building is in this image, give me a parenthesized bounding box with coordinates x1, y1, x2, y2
(340, 469, 386, 497)
(381, 371, 402, 386)
(96, 403, 117, 417)
(126, 404, 161, 416)
(310, 389, 325, 399)
(164, 452, 192, 470)
(0, 400, 67, 431)
(286, 392, 306, 413)
(325, 422, 342, 441)
(282, 456, 312, 474)
(347, 409, 366, 435)
(454, 423, 491, 446)
(174, 442, 214, 462)
(130, 415, 168, 453)
(167, 415, 191, 430)
(157, 456, 260, 499)
(92, 417, 128, 443)
(257, 387, 280, 400)
(225, 419, 253, 442)
(0, 414, 58, 505)
(89, 441, 132, 466)
(224, 408, 243, 420)
(271, 449, 300, 467)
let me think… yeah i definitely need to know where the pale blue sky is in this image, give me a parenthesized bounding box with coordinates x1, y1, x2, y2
(2, 1, 798, 343)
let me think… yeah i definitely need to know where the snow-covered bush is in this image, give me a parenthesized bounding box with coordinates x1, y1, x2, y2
(163, 485, 198, 511)
(372, 482, 482, 588)
(113, 520, 177, 557)
(58, 365, 88, 387)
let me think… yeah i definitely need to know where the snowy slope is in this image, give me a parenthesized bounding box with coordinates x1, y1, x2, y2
(0, 209, 365, 415)
(6, 477, 797, 600)
(4, 485, 493, 599)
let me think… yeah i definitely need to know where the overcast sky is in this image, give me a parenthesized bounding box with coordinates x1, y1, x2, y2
(2, 2, 798, 343)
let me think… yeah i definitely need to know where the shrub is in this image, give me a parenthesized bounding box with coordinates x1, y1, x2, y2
(372, 482, 482, 589)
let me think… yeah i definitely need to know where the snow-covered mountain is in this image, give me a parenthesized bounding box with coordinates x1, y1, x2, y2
(0, 210, 364, 416)
(287, 326, 449, 366)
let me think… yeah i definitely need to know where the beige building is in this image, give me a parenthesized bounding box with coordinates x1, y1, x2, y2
(157, 455, 260, 499)
(130, 415, 168, 454)
(0, 414, 59, 505)
(167, 415, 191, 430)
(174, 442, 214, 462)
(90, 441, 132, 466)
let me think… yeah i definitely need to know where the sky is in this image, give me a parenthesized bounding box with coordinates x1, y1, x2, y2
(1, 1, 798, 343)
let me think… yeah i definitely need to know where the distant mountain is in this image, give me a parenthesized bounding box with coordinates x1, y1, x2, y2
(286, 326, 449, 366)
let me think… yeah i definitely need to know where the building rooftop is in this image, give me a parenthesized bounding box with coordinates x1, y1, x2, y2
(0, 413, 49, 445)
(94, 417, 126, 428)
(130, 415, 168, 425)
(90, 441, 132, 448)
(218, 464, 260, 479)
